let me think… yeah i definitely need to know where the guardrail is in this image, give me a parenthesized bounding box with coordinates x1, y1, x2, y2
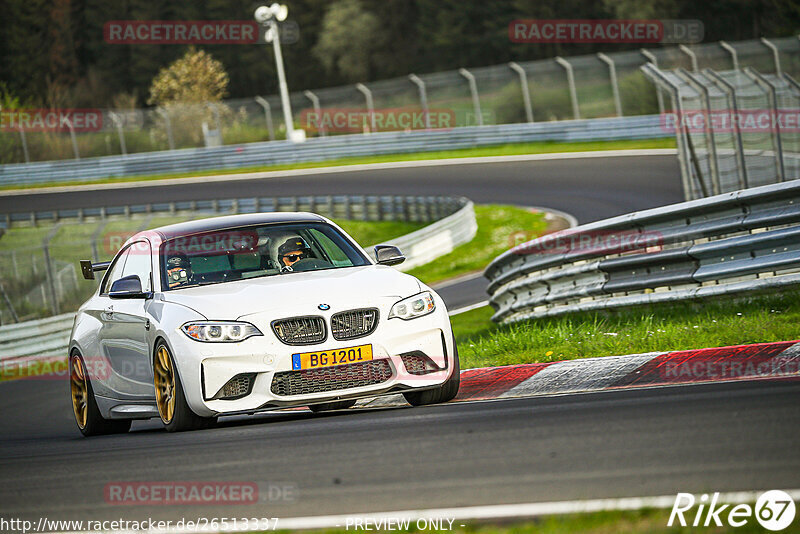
(485, 180, 800, 324)
(0, 116, 664, 187)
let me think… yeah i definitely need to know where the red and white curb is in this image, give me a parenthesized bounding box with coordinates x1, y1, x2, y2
(357, 340, 800, 408)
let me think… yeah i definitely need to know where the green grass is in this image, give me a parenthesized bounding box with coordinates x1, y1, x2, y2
(408, 205, 548, 285)
(335, 219, 426, 248)
(273, 507, 794, 533)
(0, 138, 675, 191)
(450, 291, 800, 370)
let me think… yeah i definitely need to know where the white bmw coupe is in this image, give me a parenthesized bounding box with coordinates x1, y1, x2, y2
(69, 213, 460, 435)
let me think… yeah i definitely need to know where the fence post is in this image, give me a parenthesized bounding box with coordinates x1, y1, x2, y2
(42, 224, 62, 315)
(760, 38, 782, 75)
(555, 57, 580, 120)
(19, 128, 30, 163)
(355, 83, 376, 133)
(719, 41, 739, 71)
(108, 111, 127, 156)
(679, 45, 699, 72)
(508, 62, 534, 123)
(303, 90, 325, 137)
(458, 68, 484, 126)
(705, 69, 749, 189)
(408, 74, 430, 129)
(744, 68, 786, 182)
(641, 49, 665, 115)
(597, 53, 623, 117)
(62, 117, 80, 160)
(254, 96, 276, 141)
(0, 282, 19, 323)
(157, 107, 175, 150)
(678, 69, 721, 195)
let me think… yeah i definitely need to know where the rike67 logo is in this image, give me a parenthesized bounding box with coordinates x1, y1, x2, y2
(669, 490, 796, 531)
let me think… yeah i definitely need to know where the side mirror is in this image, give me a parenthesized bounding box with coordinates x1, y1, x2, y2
(109, 275, 151, 299)
(374, 245, 405, 266)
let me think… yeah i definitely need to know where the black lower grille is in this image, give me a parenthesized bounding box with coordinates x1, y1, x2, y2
(271, 359, 393, 396)
(400, 352, 439, 375)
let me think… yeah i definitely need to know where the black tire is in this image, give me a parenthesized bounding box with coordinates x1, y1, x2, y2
(154, 341, 217, 432)
(69, 353, 131, 437)
(308, 399, 357, 413)
(403, 341, 461, 407)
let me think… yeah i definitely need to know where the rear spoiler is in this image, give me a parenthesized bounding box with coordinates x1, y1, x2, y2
(80, 260, 111, 280)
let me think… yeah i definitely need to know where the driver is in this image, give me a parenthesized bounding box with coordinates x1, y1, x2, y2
(277, 237, 314, 268)
(165, 252, 192, 288)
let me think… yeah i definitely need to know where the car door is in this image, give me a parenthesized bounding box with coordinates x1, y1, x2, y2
(96, 240, 155, 400)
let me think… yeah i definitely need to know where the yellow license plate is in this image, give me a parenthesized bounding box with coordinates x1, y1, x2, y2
(291, 344, 373, 370)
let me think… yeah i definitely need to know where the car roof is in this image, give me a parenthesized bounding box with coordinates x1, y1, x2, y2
(151, 212, 327, 240)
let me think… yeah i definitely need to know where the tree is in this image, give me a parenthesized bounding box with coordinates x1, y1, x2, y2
(312, 0, 383, 83)
(147, 48, 230, 148)
(147, 47, 229, 106)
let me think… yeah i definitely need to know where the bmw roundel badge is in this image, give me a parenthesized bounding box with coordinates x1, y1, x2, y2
(318, 304, 331, 311)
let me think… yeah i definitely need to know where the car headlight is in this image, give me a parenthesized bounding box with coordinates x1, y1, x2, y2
(389, 291, 436, 320)
(181, 321, 262, 342)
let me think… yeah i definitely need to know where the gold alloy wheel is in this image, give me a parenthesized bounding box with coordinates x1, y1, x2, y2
(70, 356, 88, 429)
(154, 346, 176, 424)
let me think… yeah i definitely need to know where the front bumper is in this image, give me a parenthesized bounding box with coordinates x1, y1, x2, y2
(170, 298, 455, 417)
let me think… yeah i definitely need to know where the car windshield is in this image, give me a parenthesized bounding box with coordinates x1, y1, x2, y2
(159, 222, 369, 291)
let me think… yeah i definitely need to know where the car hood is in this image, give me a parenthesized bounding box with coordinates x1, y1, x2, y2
(160, 265, 421, 320)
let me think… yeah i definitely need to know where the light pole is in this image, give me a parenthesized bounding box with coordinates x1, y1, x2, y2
(255, 4, 304, 142)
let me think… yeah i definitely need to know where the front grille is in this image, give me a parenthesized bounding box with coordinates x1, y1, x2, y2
(212, 373, 254, 400)
(271, 359, 393, 396)
(400, 352, 439, 375)
(272, 316, 326, 345)
(331, 308, 379, 340)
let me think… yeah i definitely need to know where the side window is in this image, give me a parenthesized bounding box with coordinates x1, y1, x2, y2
(121, 241, 153, 291)
(308, 229, 351, 267)
(101, 248, 130, 294)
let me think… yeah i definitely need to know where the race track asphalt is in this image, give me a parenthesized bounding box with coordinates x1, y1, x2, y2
(0, 378, 797, 524)
(7, 154, 783, 528)
(0, 154, 684, 310)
